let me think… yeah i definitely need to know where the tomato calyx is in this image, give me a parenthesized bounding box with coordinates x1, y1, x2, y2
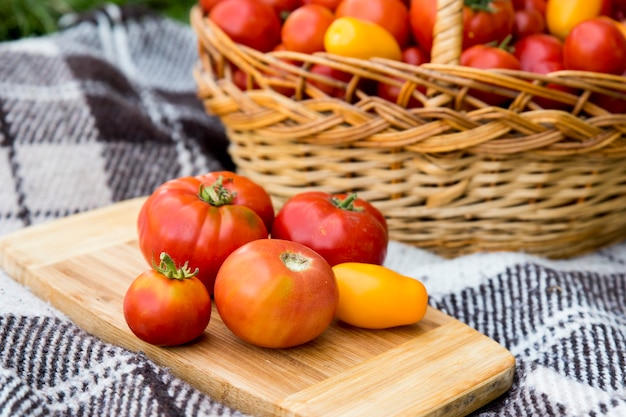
(154, 252, 199, 280)
(198, 175, 236, 206)
(330, 193, 364, 212)
(465, 0, 496, 13)
(280, 251, 313, 272)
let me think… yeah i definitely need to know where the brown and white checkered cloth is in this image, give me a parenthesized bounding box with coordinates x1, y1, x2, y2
(0, 5, 625, 417)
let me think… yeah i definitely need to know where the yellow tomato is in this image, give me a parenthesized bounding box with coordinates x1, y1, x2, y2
(545, 0, 604, 39)
(323, 16, 402, 60)
(332, 262, 428, 329)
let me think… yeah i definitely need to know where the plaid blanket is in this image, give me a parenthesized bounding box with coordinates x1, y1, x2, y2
(0, 5, 624, 417)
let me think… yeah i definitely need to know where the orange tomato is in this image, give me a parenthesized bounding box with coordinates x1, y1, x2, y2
(302, 0, 343, 11)
(335, 0, 411, 48)
(281, 4, 335, 54)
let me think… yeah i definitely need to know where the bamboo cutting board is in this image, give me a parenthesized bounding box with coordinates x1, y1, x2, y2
(0, 197, 515, 417)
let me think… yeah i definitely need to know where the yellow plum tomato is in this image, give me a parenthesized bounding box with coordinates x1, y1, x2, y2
(213, 239, 338, 348)
(123, 252, 212, 346)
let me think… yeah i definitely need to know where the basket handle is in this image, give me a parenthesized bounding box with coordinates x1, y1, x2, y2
(431, 0, 464, 65)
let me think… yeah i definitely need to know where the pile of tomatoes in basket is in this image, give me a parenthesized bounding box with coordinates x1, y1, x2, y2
(122, 171, 428, 349)
(199, 0, 626, 110)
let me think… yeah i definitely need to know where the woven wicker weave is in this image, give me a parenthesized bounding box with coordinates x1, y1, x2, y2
(191, 0, 626, 258)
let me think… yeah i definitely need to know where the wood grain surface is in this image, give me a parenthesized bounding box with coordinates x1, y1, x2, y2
(0, 197, 515, 417)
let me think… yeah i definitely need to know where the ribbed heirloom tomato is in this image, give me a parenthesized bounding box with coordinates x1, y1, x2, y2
(137, 171, 273, 294)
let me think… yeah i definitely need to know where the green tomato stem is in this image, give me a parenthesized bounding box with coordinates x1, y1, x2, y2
(331, 193, 364, 212)
(464, 0, 496, 13)
(198, 175, 237, 206)
(154, 252, 198, 280)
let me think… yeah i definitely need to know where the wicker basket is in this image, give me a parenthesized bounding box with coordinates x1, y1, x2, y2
(191, 0, 626, 259)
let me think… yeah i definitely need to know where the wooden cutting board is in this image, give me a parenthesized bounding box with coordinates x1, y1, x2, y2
(0, 197, 515, 417)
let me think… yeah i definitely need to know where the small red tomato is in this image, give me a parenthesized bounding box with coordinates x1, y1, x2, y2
(410, 0, 515, 53)
(302, 0, 342, 11)
(563, 17, 626, 75)
(214, 239, 338, 348)
(261, 0, 303, 15)
(512, 8, 546, 40)
(306, 64, 353, 98)
(377, 46, 429, 107)
(137, 171, 273, 294)
(271, 191, 388, 266)
(461, 44, 522, 106)
(281, 4, 335, 54)
(209, 0, 282, 52)
(513, 33, 564, 72)
(123, 252, 212, 346)
(526, 59, 576, 110)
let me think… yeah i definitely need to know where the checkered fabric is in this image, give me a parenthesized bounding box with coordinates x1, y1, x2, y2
(1, 5, 625, 417)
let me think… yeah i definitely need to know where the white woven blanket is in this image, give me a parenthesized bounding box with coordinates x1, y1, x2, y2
(0, 5, 624, 417)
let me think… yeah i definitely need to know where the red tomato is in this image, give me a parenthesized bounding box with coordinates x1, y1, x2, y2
(261, 0, 303, 15)
(591, 92, 626, 113)
(513, 0, 546, 14)
(377, 46, 429, 107)
(461, 44, 522, 106)
(512, 8, 546, 40)
(302, 0, 342, 10)
(214, 239, 338, 348)
(410, 0, 515, 52)
(563, 17, 626, 74)
(271, 191, 388, 266)
(209, 0, 282, 52)
(137, 171, 273, 294)
(513, 33, 564, 71)
(123, 252, 212, 346)
(526, 59, 576, 110)
(306, 64, 353, 98)
(199, 0, 224, 13)
(335, 0, 411, 48)
(281, 4, 335, 54)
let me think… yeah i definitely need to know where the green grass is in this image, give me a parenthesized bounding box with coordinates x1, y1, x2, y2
(0, 0, 198, 42)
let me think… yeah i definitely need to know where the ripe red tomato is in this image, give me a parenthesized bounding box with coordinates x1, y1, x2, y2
(123, 252, 212, 346)
(307, 64, 353, 98)
(271, 191, 388, 266)
(199, 0, 224, 13)
(335, 0, 411, 48)
(512, 8, 546, 40)
(513, 33, 564, 72)
(377, 46, 429, 107)
(281, 4, 335, 54)
(137, 171, 273, 294)
(563, 17, 626, 75)
(214, 239, 338, 348)
(460, 44, 522, 106)
(409, 0, 515, 53)
(302, 0, 342, 11)
(209, 0, 282, 52)
(261, 0, 303, 15)
(526, 59, 576, 110)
